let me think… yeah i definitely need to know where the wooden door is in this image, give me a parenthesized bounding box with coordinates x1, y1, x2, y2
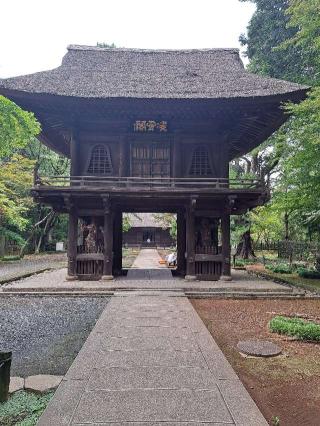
(131, 142, 170, 177)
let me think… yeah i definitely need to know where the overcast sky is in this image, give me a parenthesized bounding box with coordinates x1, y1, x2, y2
(0, 0, 255, 78)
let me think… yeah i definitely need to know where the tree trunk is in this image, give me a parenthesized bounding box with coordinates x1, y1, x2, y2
(315, 255, 320, 273)
(35, 212, 56, 253)
(284, 212, 289, 240)
(236, 230, 256, 259)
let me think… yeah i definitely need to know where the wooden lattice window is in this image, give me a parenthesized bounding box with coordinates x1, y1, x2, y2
(87, 145, 113, 175)
(189, 146, 212, 176)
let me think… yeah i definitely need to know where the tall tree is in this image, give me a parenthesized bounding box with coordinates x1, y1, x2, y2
(0, 97, 40, 250)
(239, 0, 307, 82)
(236, 0, 320, 250)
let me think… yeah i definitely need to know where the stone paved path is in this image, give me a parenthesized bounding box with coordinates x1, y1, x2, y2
(38, 291, 268, 425)
(131, 248, 167, 269)
(0, 267, 298, 295)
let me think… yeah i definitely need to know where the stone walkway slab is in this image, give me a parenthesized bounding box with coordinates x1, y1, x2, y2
(131, 248, 167, 270)
(1, 267, 298, 297)
(38, 293, 268, 425)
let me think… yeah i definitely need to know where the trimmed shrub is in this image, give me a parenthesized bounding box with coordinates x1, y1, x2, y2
(297, 268, 320, 280)
(1, 255, 21, 261)
(269, 316, 320, 342)
(266, 263, 293, 274)
(234, 259, 246, 267)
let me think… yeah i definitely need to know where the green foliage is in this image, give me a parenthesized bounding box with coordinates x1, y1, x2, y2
(239, 0, 308, 83)
(0, 390, 53, 426)
(269, 315, 320, 341)
(250, 205, 284, 243)
(266, 263, 293, 274)
(122, 214, 131, 232)
(237, 0, 320, 247)
(1, 255, 21, 261)
(272, 416, 280, 426)
(153, 213, 177, 239)
(280, 0, 320, 85)
(297, 268, 320, 279)
(0, 96, 40, 157)
(234, 258, 253, 267)
(0, 155, 35, 231)
(278, 89, 320, 226)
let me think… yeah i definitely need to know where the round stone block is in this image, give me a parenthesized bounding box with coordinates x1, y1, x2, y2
(237, 340, 282, 357)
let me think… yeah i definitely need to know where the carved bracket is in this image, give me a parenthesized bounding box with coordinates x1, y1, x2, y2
(63, 195, 74, 211)
(101, 194, 111, 215)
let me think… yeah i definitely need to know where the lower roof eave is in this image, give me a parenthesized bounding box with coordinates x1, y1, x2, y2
(31, 187, 269, 214)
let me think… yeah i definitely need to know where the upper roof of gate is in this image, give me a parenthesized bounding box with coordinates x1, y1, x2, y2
(0, 45, 308, 100)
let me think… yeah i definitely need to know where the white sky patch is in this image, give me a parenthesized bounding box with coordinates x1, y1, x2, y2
(0, 0, 255, 78)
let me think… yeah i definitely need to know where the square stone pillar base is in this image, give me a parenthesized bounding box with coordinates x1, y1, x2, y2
(220, 275, 233, 282)
(66, 275, 78, 281)
(101, 275, 114, 281)
(185, 275, 197, 281)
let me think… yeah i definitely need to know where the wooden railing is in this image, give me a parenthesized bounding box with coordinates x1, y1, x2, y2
(34, 175, 264, 191)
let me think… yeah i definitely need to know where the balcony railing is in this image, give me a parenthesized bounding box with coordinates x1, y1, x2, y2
(34, 175, 264, 191)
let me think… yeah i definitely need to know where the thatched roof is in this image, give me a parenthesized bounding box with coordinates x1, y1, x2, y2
(126, 213, 170, 228)
(0, 45, 307, 99)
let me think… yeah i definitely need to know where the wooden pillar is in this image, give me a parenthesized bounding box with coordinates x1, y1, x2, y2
(221, 213, 232, 281)
(70, 131, 78, 178)
(66, 207, 78, 280)
(113, 211, 123, 276)
(177, 210, 186, 275)
(119, 139, 126, 177)
(172, 137, 181, 178)
(185, 199, 196, 280)
(102, 197, 114, 280)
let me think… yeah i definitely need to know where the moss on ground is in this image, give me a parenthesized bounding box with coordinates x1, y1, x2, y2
(249, 269, 320, 293)
(0, 390, 53, 426)
(242, 355, 320, 381)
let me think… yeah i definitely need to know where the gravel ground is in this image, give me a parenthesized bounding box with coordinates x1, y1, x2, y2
(0, 253, 67, 283)
(0, 296, 109, 377)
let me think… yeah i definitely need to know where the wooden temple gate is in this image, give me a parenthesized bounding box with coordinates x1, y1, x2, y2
(65, 201, 232, 281)
(0, 45, 307, 281)
(59, 175, 260, 281)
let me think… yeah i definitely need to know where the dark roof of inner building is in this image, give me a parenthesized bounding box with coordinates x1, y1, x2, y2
(0, 45, 307, 99)
(126, 213, 170, 228)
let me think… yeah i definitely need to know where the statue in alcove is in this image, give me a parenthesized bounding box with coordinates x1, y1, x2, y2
(84, 224, 97, 253)
(195, 217, 219, 253)
(200, 218, 212, 247)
